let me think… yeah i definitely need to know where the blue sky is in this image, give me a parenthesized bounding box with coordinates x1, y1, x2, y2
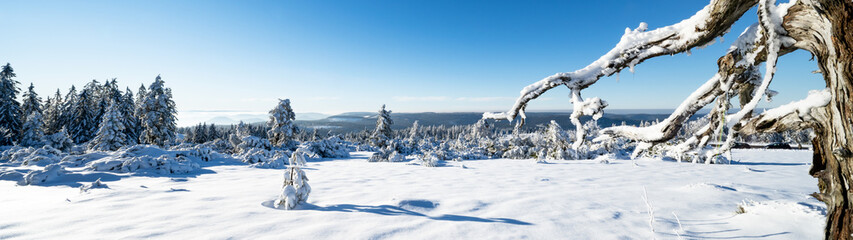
(0, 0, 823, 126)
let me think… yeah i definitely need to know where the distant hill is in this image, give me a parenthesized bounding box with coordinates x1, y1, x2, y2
(294, 111, 704, 134)
(202, 112, 329, 125)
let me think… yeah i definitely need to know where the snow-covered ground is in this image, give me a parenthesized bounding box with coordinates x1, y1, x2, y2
(0, 149, 823, 239)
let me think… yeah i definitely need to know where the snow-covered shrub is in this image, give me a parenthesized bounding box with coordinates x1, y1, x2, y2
(1, 146, 63, 166)
(19, 164, 67, 185)
(44, 129, 73, 152)
(290, 150, 306, 166)
(356, 144, 377, 152)
(253, 155, 287, 169)
(188, 145, 213, 161)
(59, 152, 109, 167)
(236, 135, 271, 154)
(419, 151, 442, 167)
(0, 146, 25, 162)
(368, 147, 393, 162)
(275, 157, 311, 210)
(502, 146, 528, 159)
(536, 149, 548, 163)
(240, 148, 269, 164)
(299, 136, 352, 159)
(237, 148, 287, 169)
(87, 145, 200, 174)
(207, 139, 233, 153)
(21, 146, 63, 166)
(388, 151, 405, 162)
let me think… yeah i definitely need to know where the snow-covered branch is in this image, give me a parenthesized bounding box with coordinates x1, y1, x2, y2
(569, 90, 607, 150)
(484, 0, 759, 123)
(598, 23, 768, 143)
(739, 88, 830, 134)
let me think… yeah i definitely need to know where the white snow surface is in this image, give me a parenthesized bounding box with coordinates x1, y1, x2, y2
(0, 150, 823, 239)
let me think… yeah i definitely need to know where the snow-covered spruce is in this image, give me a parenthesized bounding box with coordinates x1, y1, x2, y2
(69, 86, 99, 144)
(275, 151, 311, 210)
(0, 63, 22, 145)
(20, 83, 42, 125)
(139, 75, 177, 147)
(371, 104, 393, 147)
(19, 112, 46, 148)
(42, 90, 64, 135)
(120, 88, 140, 145)
(543, 120, 572, 160)
(89, 101, 129, 151)
(267, 99, 297, 149)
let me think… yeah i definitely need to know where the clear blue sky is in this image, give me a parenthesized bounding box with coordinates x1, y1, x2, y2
(0, 0, 823, 126)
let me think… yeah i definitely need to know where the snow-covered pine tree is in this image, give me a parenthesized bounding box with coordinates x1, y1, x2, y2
(60, 86, 78, 132)
(89, 100, 128, 151)
(70, 87, 99, 143)
(120, 88, 139, 144)
(0, 127, 13, 146)
(0, 63, 22, 143)
(207, 123, 219, 141)
(43, 89, 63, 135)
(105, 79, 122, 104)
(20, 83, 42, 121)
(275, 151, 311, 210)
(469, 119, 491, 140)
(19, 111, 45, 147)
(139, 75, 177, 147)
(408, 120, 420, 141)
(371, 104, 393, 147)
(194, 123, 208, 143)
(133, 84, 146, 143)
(267, 99, 297, 149)
(229, 121, 249, 149)
(84, 80, 105, 128)
(544, 120, 571, 160)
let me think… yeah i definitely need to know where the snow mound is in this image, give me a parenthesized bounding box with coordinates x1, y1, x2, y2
(728, 200, 825, 239)
(1, 146, 64, 166)
(19, 164, 68, 185)
(79, 178, 109, 193)
(86, 145, 201, 174)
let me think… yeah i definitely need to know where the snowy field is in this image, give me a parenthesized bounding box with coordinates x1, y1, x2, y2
(0, 149, 824, 239)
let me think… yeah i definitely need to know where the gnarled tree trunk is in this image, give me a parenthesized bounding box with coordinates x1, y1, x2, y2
(784, 0, 853, 238)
